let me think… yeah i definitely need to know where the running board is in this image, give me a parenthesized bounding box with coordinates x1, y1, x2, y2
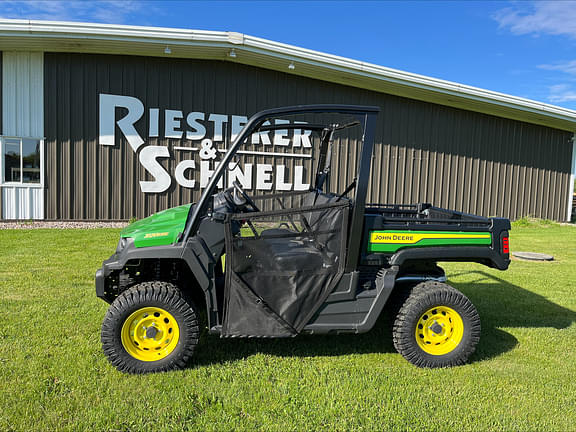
(302, 266, 399, 334)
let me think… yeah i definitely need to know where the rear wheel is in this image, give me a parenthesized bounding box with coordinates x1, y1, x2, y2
(101, 281, 199, 374)
(392, 281, 480, 368)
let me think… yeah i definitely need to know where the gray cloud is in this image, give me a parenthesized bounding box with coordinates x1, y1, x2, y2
(494, 2, 576, 107)
(539, 60, 576, 76)
(0, 1, 147, 24)
(548, 84, 576, 103)
(494, 1, 576, 38)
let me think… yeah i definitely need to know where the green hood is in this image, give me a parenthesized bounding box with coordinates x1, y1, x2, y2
(121, 204, 193, 248)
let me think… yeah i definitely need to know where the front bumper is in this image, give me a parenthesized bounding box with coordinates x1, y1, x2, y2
(95, 237, 136, 303)
(95, 252, 125, 303)
(94, 238, 189, 303)
(95, 268, 105, 299)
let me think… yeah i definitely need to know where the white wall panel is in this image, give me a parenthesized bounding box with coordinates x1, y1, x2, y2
(1, 187, 43, 219)
(2, 51, 44, 136)
(1, 51, 44, 219)
(569, 137, 576, 221)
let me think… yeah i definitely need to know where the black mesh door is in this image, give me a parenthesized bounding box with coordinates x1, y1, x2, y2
(222, 191, 349, 337)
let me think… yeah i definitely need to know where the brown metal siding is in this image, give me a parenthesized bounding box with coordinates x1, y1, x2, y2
(44, 53, 573, 221)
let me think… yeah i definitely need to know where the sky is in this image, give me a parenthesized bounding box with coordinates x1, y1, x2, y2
(1, 0, 576, 110)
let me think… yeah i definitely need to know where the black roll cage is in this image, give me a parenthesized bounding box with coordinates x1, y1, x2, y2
(180, 104, 380, 273)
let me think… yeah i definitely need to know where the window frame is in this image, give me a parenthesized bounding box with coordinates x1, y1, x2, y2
(0, 136, 45, 187)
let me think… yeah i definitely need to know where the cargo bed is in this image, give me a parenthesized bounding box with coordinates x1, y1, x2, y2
(361, 203, 511, 270)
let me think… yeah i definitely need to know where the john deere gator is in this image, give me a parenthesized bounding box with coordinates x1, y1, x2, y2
(95, 105, 511, 373)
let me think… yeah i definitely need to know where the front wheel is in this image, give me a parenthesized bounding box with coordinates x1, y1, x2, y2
(101, 281, 199, 374)
(392, 281, 480, 368)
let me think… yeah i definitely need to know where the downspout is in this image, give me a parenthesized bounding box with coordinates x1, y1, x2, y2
(568, 134, 576, 222)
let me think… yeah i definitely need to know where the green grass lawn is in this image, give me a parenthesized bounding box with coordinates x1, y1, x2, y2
(0, 224, 575, 431)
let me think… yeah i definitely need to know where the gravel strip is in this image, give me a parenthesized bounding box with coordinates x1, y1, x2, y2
(0, 221, 129, 229)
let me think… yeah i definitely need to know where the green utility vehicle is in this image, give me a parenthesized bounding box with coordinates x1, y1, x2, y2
(96, 105, 511, 373)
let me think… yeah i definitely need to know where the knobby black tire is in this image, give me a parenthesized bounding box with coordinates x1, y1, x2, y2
(101, 281, 199, 374)
(392, 281, 480, 368)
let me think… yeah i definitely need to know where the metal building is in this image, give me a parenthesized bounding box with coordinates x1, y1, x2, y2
(1, 19, 575, 221)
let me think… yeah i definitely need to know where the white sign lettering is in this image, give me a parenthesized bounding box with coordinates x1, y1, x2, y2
(139, 146, 172, 193)
(98, 93, 312, 193)
(99, 94, 145, 152)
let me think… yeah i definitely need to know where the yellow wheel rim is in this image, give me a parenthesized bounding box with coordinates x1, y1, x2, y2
(415, 306, 464, 355)
(121, 307, 180, 362)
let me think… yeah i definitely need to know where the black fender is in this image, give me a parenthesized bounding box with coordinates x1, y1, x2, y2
(389, 246, 510, 270)
(95, 237, 218, 326)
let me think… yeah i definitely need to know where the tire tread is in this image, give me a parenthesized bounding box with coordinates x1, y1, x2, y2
(392, 281, 480, 368)
(101, 281, 199, 374)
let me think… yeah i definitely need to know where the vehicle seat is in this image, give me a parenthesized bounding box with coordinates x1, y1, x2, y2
(254, 191, 346, 271)
(262, 237, 325, 271)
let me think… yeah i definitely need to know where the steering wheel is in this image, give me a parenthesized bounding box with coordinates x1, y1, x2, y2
(233, 180, 260, 212)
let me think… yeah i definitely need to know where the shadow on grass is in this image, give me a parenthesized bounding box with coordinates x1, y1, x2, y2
(192, 322, 398, 368)
(192, 316, 397, 368)
(190, 271, 575, 368)
(451, 270, 576, 362)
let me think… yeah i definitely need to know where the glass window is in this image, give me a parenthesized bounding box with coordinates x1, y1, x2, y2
(4, 138, 21, 183)
(2, 137, 42, 184)
(22, 139, 41, 183)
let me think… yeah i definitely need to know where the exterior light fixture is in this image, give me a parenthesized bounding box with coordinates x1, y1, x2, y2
(164, 46, 172, 54)
(288, 62, 295, 70)
(229, 48, 237, 58)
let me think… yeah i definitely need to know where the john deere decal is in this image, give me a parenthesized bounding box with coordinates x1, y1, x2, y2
(144, 232, 170, 239)
(368, 230, 491, 253)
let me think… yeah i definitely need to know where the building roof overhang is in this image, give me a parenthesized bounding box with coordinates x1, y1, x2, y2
(1, 19, 576, 132)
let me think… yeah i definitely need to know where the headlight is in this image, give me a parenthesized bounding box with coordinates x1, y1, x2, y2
(116, 237, 128, 254)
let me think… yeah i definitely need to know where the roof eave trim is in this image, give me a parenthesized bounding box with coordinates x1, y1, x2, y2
(1, 18, 575, 129)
